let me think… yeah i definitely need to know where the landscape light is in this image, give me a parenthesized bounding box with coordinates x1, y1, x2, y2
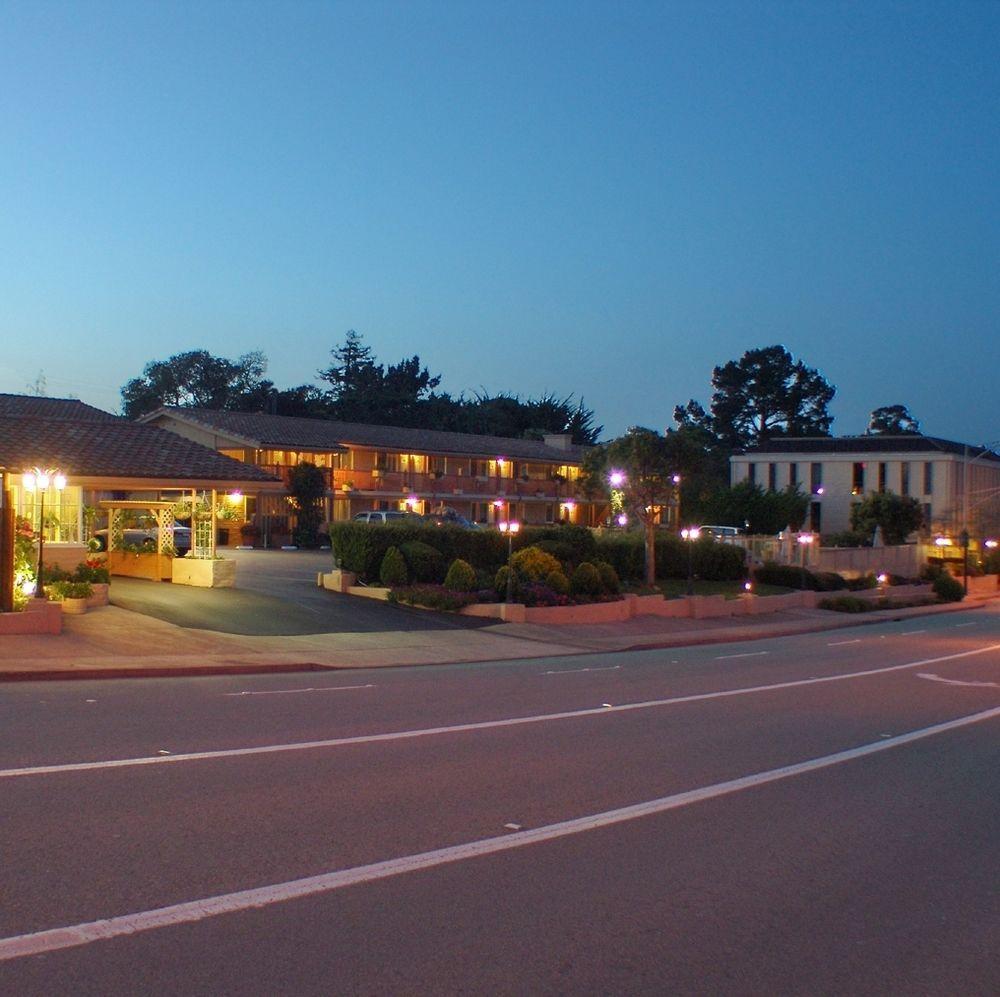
(934, 536, 950, 547)
(608, 470, 625, 488)
(616, 513, 628, 527)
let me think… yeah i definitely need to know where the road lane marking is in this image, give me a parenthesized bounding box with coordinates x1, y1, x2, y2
(954, 622, 978, 628)
(715, 651, 768, 660)
(900, 630, 926, 636)
(917, 673, 1000, 689)
(2, 705, 997, 963)
(827, 639, 861, 647)
(4, 642, 1000, 781)
(543, 665, 621, 675)
(224, 684, 375, 697)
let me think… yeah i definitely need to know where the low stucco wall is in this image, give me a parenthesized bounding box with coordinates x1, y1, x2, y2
(0, 601, 62, 635)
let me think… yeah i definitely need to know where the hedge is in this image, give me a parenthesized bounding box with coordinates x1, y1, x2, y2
(330, 522, 596, 584)
(593, 533, 746, 582)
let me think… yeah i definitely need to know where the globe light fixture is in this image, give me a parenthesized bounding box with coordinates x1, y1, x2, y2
(22, 467, 67, 598)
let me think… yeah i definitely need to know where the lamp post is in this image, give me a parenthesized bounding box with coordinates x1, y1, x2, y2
(23, 467, 66, 598)
(498, 520, 520, 603)
(608, 470, 625, 528)
(960, 528, 970, 596)
(681, 526, 700, 596)
(797, 532, 815, 590)
(671, 474, 681, 531)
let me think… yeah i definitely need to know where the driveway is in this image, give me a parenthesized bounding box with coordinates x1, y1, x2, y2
(109, 548, 492, 636)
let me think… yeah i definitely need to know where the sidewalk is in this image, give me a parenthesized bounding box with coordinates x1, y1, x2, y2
(0, 598, 991, 681)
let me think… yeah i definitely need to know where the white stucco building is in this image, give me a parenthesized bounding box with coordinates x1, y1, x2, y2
(730, 435, 1000, 539)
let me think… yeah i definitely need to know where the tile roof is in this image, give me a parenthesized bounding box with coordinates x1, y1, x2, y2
(146, 407, 590, 463)
(741, 435, 1000, 463)
(0, 415, 279, 482)
(0, 393, 122, 422)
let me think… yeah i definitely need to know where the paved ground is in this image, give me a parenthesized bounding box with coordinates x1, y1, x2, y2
(109, 548, 490, 635)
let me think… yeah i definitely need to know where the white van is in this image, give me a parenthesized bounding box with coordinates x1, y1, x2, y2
(700, 525, 742, 543)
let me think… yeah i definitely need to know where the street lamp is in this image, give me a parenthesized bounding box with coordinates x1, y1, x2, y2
(23, 467, 66, 598)
(681, 526, 700, 596)
(796, 532, 815, 590)
(498, 520, 520, 603)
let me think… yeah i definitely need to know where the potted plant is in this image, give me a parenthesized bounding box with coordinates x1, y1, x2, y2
(47, 580, 94, 615)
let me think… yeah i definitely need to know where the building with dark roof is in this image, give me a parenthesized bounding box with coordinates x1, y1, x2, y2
(730, 434, 1000, 537)
(0, 394, 281, 561)
(141, 406, 605, 529)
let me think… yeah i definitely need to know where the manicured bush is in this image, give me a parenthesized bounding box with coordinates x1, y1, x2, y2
(511, 545, 562, 583)
(443, 558, 477, 592)
(593, 532, 745, 583)
(400, 541, 445, 583)
(533, 539, 578, 567)
(545, 569, 570, 595)
(846, 573, 877, 591)
(518, 582, 570, 608)
(73, 560, 110, 584)
(46, 580, 94, 601)
(596, 561, 621, 595)
(823, 531, 872, 548)
(932, 573, 964, 602)
(813, 571, 849, 592)
(379, 546, 408, 587)
(495, 565, 515, 599)
(570, 562, 603, 597)
(754, 561, 819, 590)
(524, 525, 597, 562)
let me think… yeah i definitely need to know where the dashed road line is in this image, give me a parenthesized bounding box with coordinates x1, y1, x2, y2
(715, 651, 769, 660)
(543, 665, 621, 676)
(224, 684, 375, 697)
(828, 639, 861, 647)
(2, 705, 997, 963)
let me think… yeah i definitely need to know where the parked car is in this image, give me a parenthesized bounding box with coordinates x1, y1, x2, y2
(91, 522, 192, 555)
(699, 525, 743, 543)
(424, 510, 480, 530)
(352, 511, 424, 525)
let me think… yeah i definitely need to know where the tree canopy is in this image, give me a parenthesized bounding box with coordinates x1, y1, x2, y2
(850, 492, 924, 545)
(867, 404, 920, 435)
(581, 427, 687, 585)
(675, 345, 835, 452)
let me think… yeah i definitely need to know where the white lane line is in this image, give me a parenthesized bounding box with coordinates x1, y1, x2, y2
(2, 705, 997, 963)
(917, 673, 1000, 689)
(900, 630, 926, 636)
(4, 642, 1000, 781)
(828, 639, 861, 647)
(543, 665, 621, 675)
(954, 622, 978, 628)
(715, 651, 768, 660)
(224, 684, 375, 697)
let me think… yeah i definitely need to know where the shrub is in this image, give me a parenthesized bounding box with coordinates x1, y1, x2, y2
(40, 564, 72, 584)
(813, 571, 849, 592)
(73, 560, 110, 584)
(846, 573, 877, 591)
(570, 561, 603, 597)
(388, 584, 478, 612)
(400, 541, 445, 583)
(495, 565, 516, 599)
(818, 595, 870, 613)
(982, 548, 1000, 575)
(595, 560, 621, 595)
(511, 545, 562, 583)
(593, 532, 745, 583)
(533, 540, 578, 567)
(443, 558, 477, 592)
(932, 573, 964, 602)
(545, 569, 570, 595)
(518, 582, 570, 607)
(46, 580, 93, 601)
(754, 561, 818, 590)
(823, 531, 872, 548)
(379, 546, 408, 587)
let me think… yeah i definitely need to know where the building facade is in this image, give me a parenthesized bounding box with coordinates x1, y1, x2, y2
(141, 408, 606, 536)
(730, 435, 1000, 539)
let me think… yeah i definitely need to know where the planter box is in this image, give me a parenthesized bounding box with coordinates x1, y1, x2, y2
(60, 597, 88, 615)
(86, 583, 110, 607)
(319, 570, 357, 593)
(107, 550, 173, 581)
(0, 601, 62, 634)
(171, 557, 237, 588)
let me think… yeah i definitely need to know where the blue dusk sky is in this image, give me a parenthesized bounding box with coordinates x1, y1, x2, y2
(2, 1, 997, 445)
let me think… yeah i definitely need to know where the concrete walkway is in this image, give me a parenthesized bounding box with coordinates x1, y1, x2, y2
(0, 596, 991, 681)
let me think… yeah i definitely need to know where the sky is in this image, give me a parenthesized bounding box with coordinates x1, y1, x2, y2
(2, 0, 998, 445)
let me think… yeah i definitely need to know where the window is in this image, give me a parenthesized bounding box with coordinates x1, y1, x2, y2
(768, 463, 777, 491)
(901, 462, 910, 496)
(878, 462, 887, 493)
(789, 463, 798, 488)
(923, 461, 933, 495)
(375, 452, 401, 472)
(810, 502, 822, 533)
(810, 462, 823, 494)
(851, 463, 865, 495)
(748, 463, 757, 485)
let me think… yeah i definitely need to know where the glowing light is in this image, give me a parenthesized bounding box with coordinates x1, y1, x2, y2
(985, 539, 998, 549)
(227, 491, 243, 505)
(492, 499, 504, 508)
(616, 514, 628, 527)
(608, 470, 625, 488)
(404, 495, 419, 510)
(671, 474, 681, 485)
(681, 527, 701, 541)
(877, 573, 888, 585)
(562, 501, 576, 512)
(934, 536, 950, 547)
(744, 581, 752, 592)
(21, 580, 36, 596)
(498, 520, 521, 535)
(797, 532, 815, 545)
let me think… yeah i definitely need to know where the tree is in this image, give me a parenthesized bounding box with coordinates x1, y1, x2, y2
(676, 345, 835, 452)
(581, 427, 685, 585)
(694, 481, 809, 535)
(867, 404, 920, 435)
(850, 492, 924, 545)
(287, 462, 328, 548)
(120, 350, 271, 419)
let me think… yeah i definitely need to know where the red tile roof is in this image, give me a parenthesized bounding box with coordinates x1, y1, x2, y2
(0, 405, 278, 484)
(0, 393, 122, 422)
(146, 407, 589, 463)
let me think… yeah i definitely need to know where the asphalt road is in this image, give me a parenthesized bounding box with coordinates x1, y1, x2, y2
(2, 605, 998, 994)
(108, 548, 491, 635)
